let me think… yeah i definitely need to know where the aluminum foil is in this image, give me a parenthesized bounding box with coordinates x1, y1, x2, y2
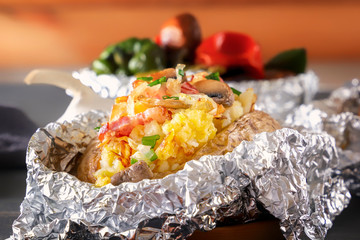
(284, 79, 360, 195)
(9, 109, 350, 240)
(72, 69, 134, 98)
(73, 68, 319, 120)
(227, 71, 319, 120)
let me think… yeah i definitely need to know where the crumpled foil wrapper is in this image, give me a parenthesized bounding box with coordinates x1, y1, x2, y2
(72, 69, 134, 98)
(9, 109, 350, 240)
(73, 69, 318, 120)
(227, 71, 319, 120)
(284, 79, 360, 195)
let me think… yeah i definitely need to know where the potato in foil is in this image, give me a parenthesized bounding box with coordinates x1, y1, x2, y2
(76, 65, 281, 187)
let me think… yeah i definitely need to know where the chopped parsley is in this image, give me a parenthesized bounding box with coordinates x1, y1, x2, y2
(231, 87, 242, 96)
(142, 135, 160, 149)
(162, 95, 179, 100)
(148, 76, 167, 87)
(205, 72, 220, 81)
(145, 149, 158, 162)
(178, 69, 185, 77)
(137, 76, 153, 82)
(130, 158, 138, 165)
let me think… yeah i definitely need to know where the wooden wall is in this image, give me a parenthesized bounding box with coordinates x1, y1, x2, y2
(1, 1, 359, 69)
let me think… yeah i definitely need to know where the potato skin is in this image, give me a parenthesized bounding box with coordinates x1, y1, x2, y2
(77, 138, 101, 184)
(77, 110, 280, 183)
(192, 110, 281, 159)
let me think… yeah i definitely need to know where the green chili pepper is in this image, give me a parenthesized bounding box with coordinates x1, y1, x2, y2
(128, 41, 166, 75)
(92, 37, 166, 76)
(91, 59, 116, 75)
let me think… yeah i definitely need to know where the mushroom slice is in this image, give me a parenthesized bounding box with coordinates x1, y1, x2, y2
(149, 67, 187, 82)
(192, 79, 235, 107)
(111, 160, 154, 186)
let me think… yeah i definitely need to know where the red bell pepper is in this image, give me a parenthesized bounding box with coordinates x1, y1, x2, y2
(195, 31, 265, 79)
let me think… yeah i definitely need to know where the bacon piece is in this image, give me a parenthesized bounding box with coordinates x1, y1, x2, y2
(181, 82, 199, 94)
(98, 107, 172, 141)
(136, 106, 172, 124)
(98, 122, 109, 142)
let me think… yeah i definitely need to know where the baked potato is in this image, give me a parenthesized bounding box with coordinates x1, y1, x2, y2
(76, 65, 281, 186)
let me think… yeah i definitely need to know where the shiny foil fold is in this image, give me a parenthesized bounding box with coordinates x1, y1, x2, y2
(72, 69, 134, 99)
(227, 71, 319, 120)
(9, 110, 349, 239)
(284, 79, 360, 195)
(73, 69, 319, 120)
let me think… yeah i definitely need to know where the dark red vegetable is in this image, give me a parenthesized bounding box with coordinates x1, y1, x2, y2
(155, 13, 202, 67)
(195, 31, 265, 79)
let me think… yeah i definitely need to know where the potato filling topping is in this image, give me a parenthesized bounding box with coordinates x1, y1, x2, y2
(93, 65, 257, 186)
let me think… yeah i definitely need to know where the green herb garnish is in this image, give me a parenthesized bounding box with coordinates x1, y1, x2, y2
(148, 76, 167, 87)
(145, 149, 158, 162)
(205, 72, 220, 81)
(162, 95, 180, 100)
(142, 135, 160, 148)
(94, 126, 101, 131)
(130, 158, 138, 165)
(231, 87, 242, 96)
(178, 69, 185, 77)
(137, 76, 153, 82)
(265, 48, 307, 74)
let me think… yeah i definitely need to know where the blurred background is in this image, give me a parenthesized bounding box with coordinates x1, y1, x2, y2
(1, 2, 360, 238)
(0, 0, 359, 126)
(0, 1, 359, 76)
